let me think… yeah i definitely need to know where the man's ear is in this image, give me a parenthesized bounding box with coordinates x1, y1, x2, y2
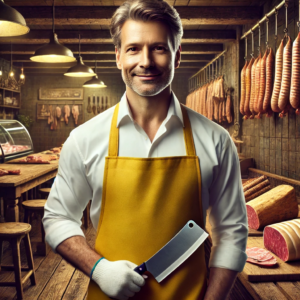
(175, 45, 181, 69)
(116, 47, 122, 70)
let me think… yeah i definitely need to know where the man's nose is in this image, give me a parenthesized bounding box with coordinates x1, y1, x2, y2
(139, 48, 154, 69)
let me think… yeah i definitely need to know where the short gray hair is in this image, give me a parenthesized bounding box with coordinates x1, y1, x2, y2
(110, 0, 183, 51)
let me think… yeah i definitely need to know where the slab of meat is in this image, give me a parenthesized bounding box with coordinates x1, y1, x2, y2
(244, 58, 255, 119)
(246, 185, 298, 230)
(56, 106, 62, 118)
(72, 105, 79, 125)
(246, 247, 277, 266)
(264, 219, 300, 262)
(64, 105, 70, 125)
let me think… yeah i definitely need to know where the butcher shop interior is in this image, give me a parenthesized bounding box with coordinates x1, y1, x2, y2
(1, 0, 300, 299)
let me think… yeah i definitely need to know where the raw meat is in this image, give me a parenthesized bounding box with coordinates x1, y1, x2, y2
(56, 106, 62, 118)
(64, 105, 70, 124)
(72, 105, 79, 125)
(264, 219, 300, 262)
(246, 247, 277, 266)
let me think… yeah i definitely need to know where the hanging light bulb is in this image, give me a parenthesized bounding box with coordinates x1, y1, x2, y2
(0, 0, 30, 37)
(9, 41, 15, 78)
(0, 67, 2, 77)
(19, 65, 25, 85)
(83, 58, 107, 88)
(30, 0, 75, 63)
(64, 34, 96, 77)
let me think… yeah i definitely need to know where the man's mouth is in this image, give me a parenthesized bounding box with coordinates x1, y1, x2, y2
(135, 74, 161, 80)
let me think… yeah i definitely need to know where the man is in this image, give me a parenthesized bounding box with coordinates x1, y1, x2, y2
(43, 1, 248, 299)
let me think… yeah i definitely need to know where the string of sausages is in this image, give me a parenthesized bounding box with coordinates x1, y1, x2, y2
(186, 77, 233, 124)
(240, 32, 300, 119)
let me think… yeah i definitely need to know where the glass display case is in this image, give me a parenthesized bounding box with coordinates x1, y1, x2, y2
(0, 120, 33, 163)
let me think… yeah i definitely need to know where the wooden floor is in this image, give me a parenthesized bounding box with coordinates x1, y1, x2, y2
(0, 213, 96, 300)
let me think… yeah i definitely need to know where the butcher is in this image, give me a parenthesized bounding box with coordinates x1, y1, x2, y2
(43, 0, 248, 299)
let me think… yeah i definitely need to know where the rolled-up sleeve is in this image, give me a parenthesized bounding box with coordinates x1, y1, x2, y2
(42, 133, 93, 252)
(208, 135, 248, 272)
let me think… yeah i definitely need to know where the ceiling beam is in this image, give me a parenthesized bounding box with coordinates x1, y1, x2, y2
(1, 54, 217, 62)
(0, 30, 236, 44)
(0, 44, 224, 55)
(11, 6, 261, 26)
(11, 62, 205, 69)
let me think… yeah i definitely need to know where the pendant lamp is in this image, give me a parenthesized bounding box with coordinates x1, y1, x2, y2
(30, 0, 75, 63)
(0, 0, 30, 37)
(64, 34, 96, 77)
(83, 59, 107, 88)
(19, 65, 25, 85)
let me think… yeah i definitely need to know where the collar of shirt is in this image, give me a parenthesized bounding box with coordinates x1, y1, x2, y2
(116, 91, 184, 129)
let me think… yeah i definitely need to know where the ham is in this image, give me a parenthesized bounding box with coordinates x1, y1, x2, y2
(246, 247, 277, 266)
(72, 105, 79, 125)
(264, 219, 300, 262)
(64, 105, 70, 124)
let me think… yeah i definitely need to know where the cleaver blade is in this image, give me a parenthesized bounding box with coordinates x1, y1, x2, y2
(133, 220, 208, 283)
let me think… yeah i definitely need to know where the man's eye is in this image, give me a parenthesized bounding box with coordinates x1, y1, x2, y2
(155, 46, 166, 51)
(127, 47, 137, 52)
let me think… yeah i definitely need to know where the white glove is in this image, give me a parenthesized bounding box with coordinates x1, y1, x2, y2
(92, 259, 146, 300)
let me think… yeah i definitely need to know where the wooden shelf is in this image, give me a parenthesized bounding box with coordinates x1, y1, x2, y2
(0, 87, 21, 93)
(0, 105, 20, 109)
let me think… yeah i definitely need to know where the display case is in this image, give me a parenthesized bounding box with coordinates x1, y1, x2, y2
(0, 120, 33, 163)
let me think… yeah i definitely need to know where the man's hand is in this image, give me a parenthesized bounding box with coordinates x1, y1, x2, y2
(204, 267, 238, 300)
(92, 259, 145, 300)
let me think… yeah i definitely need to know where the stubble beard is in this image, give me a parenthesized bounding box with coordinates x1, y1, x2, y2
(122, 68, 174, 97)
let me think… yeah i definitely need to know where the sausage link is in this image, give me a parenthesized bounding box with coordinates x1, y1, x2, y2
(271, 39, 284, 112)
(244, 58, 255, 118)
(257, 49, 268, 114)
(290, 32, 300, 111)
(263, 48, 275, 115)
(240, 60, 248, 115)
(226, 92, 233, 123)
(250, 57, 259, 117)
(254, 52, 262, 113)
(278, 36, 292, 111)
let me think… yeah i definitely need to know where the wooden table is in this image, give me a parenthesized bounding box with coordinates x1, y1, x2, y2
(205, 216, 300, 299)
(0, 157, 58, 222)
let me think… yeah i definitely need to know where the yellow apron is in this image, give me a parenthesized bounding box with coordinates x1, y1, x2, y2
(87, 103, 207, 300)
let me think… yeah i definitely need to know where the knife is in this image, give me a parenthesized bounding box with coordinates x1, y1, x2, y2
(134, 220, 208, 282)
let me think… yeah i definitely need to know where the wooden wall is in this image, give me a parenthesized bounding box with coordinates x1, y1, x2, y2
(240, 0, 300, 180)
(19, 71, 189, 153)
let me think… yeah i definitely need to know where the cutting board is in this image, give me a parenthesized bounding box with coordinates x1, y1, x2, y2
(243, 237, 300, 282)
(6, 153, 59, 164)
(248, 227, 263, 236)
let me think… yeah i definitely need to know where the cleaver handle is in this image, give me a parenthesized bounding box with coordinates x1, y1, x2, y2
(134, 262, 147, 275)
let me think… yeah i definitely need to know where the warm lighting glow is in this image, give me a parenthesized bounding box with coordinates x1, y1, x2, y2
(30, 54, 76, 63)
(0, 1, 30, 37)
(64, 72, 95, 77)
(20, 73, 25, 79)
(0, 70, 2, 76)
(83, 76, 107, 88)
(10, 71, 14, 77)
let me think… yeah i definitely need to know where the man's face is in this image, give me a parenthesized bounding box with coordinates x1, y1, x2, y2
(116, 20, 180, 97)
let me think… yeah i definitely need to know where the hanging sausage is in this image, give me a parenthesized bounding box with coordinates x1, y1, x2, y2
(263, 48, 275, 117)
(256, 49, 268, 118)
(271, 39, 284, 113)
(290, 32, 300, 114)
(240, 60, 248, 116)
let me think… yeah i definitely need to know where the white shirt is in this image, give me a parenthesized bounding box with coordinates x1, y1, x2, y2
(43, 92, 248, 272)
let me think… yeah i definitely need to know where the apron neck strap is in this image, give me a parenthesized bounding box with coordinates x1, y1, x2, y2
(108, 103, 196, 157)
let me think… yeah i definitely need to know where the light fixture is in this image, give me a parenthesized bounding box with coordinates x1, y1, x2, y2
(64, 34, 96, 77)
(0, 66, 2, 77)
(19, 65, 25, 85)
(83, 58, 107, 88)
(30, 0, 75, 63)
(0, 0, 30, 37)
(9, 41, 15, 78)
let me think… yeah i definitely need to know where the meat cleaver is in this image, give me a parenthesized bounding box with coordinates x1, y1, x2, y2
(134, 220, 208, 282)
